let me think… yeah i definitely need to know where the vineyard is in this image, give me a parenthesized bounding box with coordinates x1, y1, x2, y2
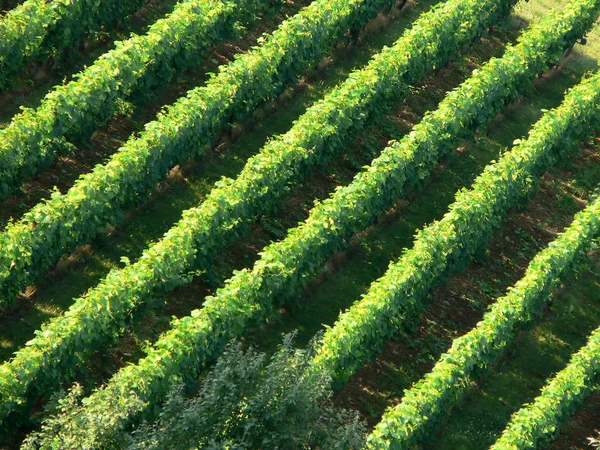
(0, 0, 599, 448)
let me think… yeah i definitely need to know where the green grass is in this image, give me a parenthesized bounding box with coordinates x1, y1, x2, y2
(431, 259, 600, 449)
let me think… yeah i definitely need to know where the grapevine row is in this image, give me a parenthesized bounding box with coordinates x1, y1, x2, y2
(311, 69, 600, 385)
(491, 322, 600, 449)
(0, 0, 518, 441)
(0, 0, 274, 199)
(49, 0, 600, 440)
(0, 0, 143, 90)
(0, 0, 399, 310)
(366, 189, 600, 449)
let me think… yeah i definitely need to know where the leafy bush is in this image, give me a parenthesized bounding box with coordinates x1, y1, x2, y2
(23, 334, 366, 450)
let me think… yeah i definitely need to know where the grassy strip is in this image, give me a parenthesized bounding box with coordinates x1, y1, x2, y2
(367, 190, 600, 448)
(490, 321, 600, 449)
